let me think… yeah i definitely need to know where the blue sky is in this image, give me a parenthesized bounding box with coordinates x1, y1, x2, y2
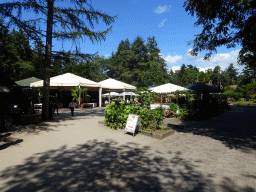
(5, 0, 244, 73)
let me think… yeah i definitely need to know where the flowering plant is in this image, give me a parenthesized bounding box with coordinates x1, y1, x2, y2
(165, 109, 176, 118)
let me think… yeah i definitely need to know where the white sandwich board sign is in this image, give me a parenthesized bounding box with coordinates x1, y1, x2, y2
(125, 114, 142, 137)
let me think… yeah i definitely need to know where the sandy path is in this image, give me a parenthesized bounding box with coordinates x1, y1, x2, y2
(0, 115, 158, 171)
(0, 107, 255, 192)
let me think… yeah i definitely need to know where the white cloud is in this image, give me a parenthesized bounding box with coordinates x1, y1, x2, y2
(197, 67, 214, 72)
(158, 53, 164, 58)
(158, 19, 167, 27)
(195, 50, 240, 70)
(170, 66, 181, 73)
(154, 5, 168, 14)
(164, 55, 183, 64)
(104, 53, 111, 58)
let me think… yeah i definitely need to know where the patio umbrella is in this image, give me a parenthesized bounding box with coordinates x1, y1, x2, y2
(102, 92, 120, 97)
(185, 82, 221, 92)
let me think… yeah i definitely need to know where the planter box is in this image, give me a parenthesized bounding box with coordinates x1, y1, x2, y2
(141, 129, 175, 140)
(98, 121, 106, 125)
(14, 114, 41, 125)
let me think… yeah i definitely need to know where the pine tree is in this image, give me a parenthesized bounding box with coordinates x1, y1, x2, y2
(225, 63, 238, 85)
(0, 0, 117, 120)
(0, 21, 34, 81)
(32, 41, 45, 79)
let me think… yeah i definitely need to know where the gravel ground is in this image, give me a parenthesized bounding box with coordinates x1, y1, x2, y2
(0, 107, 255, 192)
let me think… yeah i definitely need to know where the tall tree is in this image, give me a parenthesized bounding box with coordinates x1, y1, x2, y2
(145, 36, 169, 86)
(225, 63, 238, 85)
(32, 41, 46, 79)
(238, 65, 256, 85)
(107, 36, 170, 87)
(0, 22, 34, 80)
(131, 36, 148, 87)
(9, 28, 35, 80)
(184, 0, 256, 68)
(177, 64, 187, 86)
(1, 0, 117, 120)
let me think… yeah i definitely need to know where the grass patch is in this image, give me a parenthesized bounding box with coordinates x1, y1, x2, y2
(229, 101, 256, 107)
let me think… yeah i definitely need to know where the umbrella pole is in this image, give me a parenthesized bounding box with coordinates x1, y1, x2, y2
(79, 85, 81, 106)
(39, 88, 41, 103)
(108, 92, 110, 104)
(99, 87, 102, 107)
(160, 94, 162, 107)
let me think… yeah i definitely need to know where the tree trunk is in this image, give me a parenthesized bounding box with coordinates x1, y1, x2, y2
(42, 0, 54, 120)
(0, 103, 7, 132)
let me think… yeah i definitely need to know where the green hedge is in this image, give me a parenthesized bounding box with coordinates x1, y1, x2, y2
(104, 99, 165, 131)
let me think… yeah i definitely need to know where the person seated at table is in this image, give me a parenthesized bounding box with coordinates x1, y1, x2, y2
(105, 100, 109, 105)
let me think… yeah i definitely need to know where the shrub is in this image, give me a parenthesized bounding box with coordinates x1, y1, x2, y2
(104, 101, 166, 131)
(232, 92, 243, 101)
(236, 101, 243, 107)
(169, 102, 179, 113)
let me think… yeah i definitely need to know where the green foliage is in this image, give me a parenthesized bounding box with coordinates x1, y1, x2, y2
(169, 103, 179, 113)
(175, 95, 230, 121)
(104, 100, 166, 131)
(71, 87, 90, 103)
(135, 87, 160, 109)
(232, 93, 244, 101)
(1, 0, 117, 120)
(0, 24, 34, 80)
(236, 82, 256, 99)
(225, 63, 238, 85)
(152, 107, 165, 130)
(248, 101, 254, 106)
(250, 94, 256, 100)
(236, 101, 243, 107)
(184, 0, 256, 69)
(106, 35, 169, 87)
(176, 108, 190, 120)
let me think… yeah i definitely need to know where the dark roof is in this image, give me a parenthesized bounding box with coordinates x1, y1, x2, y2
(15, 77, 42, 87)
(185, 82, 221, 92)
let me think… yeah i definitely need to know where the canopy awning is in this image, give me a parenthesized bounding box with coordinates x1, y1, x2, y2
(185, 82, 221, 92)
(99, 78, 136, 92)
(16, 77, 42, 87)
(30, 73, 101, 88)
(151, 83, 191, 93)
(120, 92, 137, 96)
(102, 92, 120, 97)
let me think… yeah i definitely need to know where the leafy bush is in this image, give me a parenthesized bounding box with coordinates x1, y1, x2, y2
(152, 107, 165, 130)
(176, 109, 190, 120)
(247, 101, 254, 106)
(236, 101, 243, 106)
(71, 87, 90, 103)
(232, 92, 243, 101)
(169, 102, 179, 113)
(250, 94, 256, 100)
(104, 100, 166, 131)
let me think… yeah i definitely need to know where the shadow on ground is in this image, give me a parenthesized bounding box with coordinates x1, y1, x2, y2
(172, 107, 256, 151)
(0, 139, 254, 192)
(0, 133, 23, 150)
(1, 108, 106, 150)
(57, 107, 106, 118)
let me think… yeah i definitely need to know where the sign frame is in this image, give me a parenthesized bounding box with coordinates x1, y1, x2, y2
(124, 114, 142, 137)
